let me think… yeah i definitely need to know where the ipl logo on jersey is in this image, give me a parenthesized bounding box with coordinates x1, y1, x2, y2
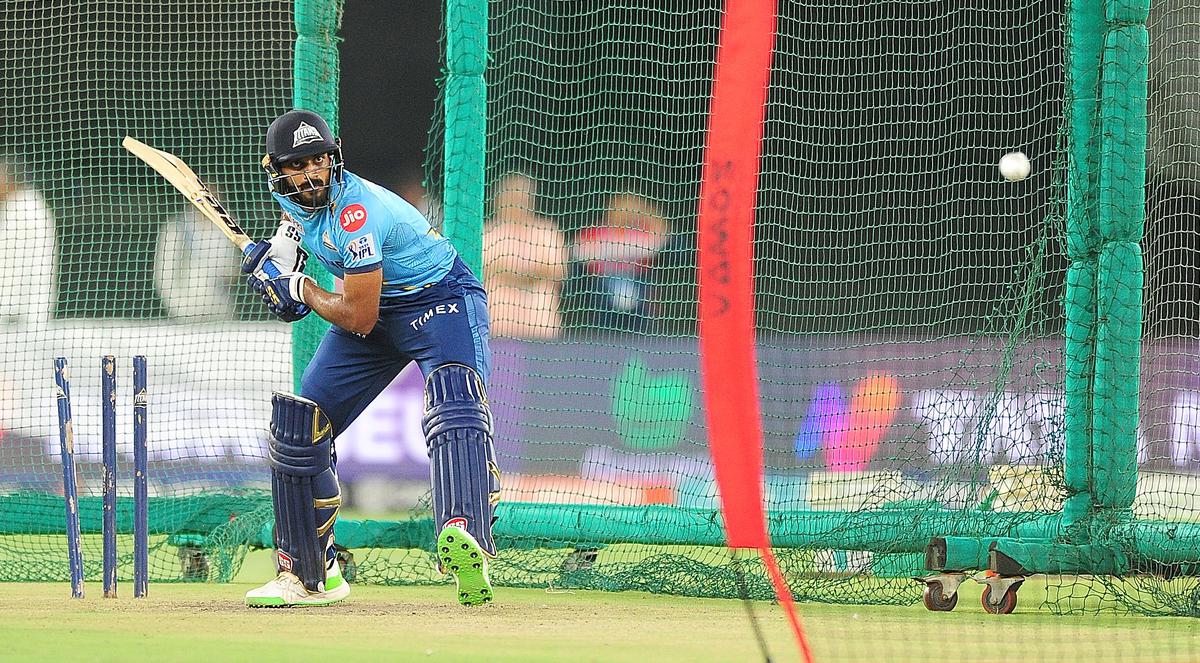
(346, 234, 377, 262)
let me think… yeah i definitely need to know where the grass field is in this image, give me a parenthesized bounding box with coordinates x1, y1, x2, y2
(6, 550, 1200, 662)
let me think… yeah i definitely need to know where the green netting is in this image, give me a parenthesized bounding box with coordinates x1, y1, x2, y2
(412, 0, 1074, 605)
(404, 0, 1200, 620)
(6, 0, 1200, 641)
(0, 0, 297, 582)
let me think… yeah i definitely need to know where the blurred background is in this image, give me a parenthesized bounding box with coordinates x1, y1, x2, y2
(339, 1, 441, 195)
(4, 2, 1200, 623)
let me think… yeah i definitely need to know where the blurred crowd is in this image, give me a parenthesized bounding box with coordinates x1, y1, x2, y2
(483, 172, 684, 339)
(0, 160, 689, 341)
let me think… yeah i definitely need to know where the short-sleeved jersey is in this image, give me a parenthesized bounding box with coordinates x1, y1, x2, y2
(271, 171, 457, 298)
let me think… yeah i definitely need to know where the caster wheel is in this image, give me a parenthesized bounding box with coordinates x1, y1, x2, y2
(561, 547, 599, 573)
(922, 581, 958, 612)
(981, 584, 1018, 614)
(177, 545, 210, 581)
(336, 545, 357, 583)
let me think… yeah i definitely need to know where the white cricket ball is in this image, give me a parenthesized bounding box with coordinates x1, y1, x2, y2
(999, 151, 1031, 182)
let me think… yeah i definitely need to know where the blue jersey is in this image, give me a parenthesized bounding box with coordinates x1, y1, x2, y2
(272, 171, 458, 298)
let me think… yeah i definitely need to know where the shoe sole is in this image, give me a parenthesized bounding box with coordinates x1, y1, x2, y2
(245, 580, 350, 608)
(437, 526, 493, 606)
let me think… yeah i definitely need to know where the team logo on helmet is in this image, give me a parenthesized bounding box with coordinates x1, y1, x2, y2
(292, 121, 323, 148)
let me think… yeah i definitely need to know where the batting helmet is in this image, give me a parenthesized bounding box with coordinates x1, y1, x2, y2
(262, 110, 345, 208)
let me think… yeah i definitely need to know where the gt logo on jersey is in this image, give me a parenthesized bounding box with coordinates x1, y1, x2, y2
(339, 204, 368, 232)
(346, 234, 377, 262)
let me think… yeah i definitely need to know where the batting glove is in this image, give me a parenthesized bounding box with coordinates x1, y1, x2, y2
(242, 218, 308, 292)
(261, 272, 315, 323)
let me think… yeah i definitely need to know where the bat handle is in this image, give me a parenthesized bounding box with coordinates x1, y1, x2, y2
(242, 242, 283, 279)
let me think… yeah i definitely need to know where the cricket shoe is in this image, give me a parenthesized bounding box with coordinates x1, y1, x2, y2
(245, 561, 349, 608)
(437, 525, 494, 606)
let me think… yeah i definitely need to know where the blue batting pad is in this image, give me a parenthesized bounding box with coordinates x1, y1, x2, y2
(422, 364, 500, 556)
(268, 392, 341, 591)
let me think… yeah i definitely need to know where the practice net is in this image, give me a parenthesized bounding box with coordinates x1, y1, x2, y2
(405, 0, 1200, 619)
(413, 0, 1070, 601)
(3, 0, 1200, 634)
(0, 0, 295, 583)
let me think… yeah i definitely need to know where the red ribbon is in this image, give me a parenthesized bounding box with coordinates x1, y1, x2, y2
(697, 3, 813, 660)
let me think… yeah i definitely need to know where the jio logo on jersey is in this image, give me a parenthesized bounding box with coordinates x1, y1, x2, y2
(339, 204, 368, 232)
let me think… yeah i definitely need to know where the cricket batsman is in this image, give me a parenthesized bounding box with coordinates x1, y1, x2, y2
(242, 110, 499, 607)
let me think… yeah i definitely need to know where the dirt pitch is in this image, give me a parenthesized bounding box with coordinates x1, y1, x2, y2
(6, 575, 1200, 663)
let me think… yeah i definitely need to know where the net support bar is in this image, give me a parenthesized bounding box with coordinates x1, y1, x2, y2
(290, 0, 342, 391)
(1063, 0, 1105, 529)
(1092, 0, 1149, 510)
(441, 0, 487, 275)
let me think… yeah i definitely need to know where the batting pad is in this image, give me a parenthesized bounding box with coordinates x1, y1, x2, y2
(268, 392, 340, 591)
(422, 364, 500, 556)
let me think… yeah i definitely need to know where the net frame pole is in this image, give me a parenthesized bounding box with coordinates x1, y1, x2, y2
(1063, 0, 1106, 529)
(441, 0, 487, 275)
(1091, 0, 1149, 512)
(290, 0, 344, 391)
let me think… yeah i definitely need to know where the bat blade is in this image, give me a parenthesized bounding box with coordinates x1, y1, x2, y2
(122, 136, 255, 253)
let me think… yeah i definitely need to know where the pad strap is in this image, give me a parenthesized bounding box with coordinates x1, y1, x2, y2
(423, 364, 500, 556)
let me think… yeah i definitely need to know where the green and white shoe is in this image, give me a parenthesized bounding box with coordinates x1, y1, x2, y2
(245, 560, 349, 608)
(437, 525, 494, 606)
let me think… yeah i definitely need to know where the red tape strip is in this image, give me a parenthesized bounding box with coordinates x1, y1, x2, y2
(696, 3, 814, 660)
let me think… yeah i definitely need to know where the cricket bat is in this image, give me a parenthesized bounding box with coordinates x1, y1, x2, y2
(122, 136, 280, 278)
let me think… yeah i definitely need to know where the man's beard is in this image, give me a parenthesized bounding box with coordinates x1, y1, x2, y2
(294, 180, 329, 208)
